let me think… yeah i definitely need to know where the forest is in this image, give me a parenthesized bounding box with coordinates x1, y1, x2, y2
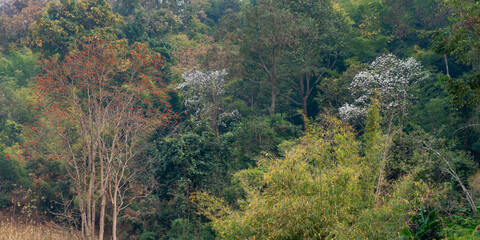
(1, 0, 480, 239)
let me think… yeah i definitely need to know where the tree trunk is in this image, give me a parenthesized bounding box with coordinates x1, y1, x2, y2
(112, 210, 118, 240)
(99, 193, 106, 240)
(212, 111, 220, 140)
(81, 209, 87, 239)
(112, 188, 118, 240)
(90, 171, 96, 239)
(375, 114, 395, 204)
(299, 74, 309, 130)
(98, 148, 107, 240)
(269, 48, 278, 116)
(302, 96, 308, 118)
(444, 54, 450, 78)
(270, 79, 276, 116)
(214, 124, 220, 140)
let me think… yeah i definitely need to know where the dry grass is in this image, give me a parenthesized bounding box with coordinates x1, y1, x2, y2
(0, 217, 81, 240)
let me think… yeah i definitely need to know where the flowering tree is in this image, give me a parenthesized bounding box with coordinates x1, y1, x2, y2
(339, 54, 428, 126)
(179, 69, 237, 139)
(31, 40, 173, 240)
(339, 54, 427, 200)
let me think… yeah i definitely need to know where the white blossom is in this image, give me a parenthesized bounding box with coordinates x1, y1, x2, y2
(340, 54, 428, 122)
(179, 69, 239, 130)
(339, 103, 366, 121)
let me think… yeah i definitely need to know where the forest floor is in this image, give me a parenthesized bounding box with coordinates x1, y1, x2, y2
(0, 210, 80, 240)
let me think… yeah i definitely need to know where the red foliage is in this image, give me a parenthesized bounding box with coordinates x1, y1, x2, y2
(33, 40, 175, 130)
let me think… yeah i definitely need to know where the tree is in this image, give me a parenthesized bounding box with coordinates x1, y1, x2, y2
(339, 54, 427, 199)
(0, 0, 45, 50)
(238, 0, 295, 116)
(31, 40, 173, 240)
(154, 130, 228, 238)
(282, 0, 348, 118)
(432, 0, 480, 107)
(179, 69, 237, 139)
(339, 54, 428, 128)
(171, 32, 237, 138)
(28, 0, 124, 57)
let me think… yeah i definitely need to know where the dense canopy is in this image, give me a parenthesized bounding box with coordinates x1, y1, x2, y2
(1, 0, 480, 239)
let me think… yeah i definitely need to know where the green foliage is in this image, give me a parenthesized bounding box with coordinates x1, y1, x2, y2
(224, 115, 301, 168)
(163, 218, 215, 240)
(123, 7, 178, 47)
(156, 130, 229, 199)
(139, 231, 157, 240)
(0, 148, 28, 208)
(0, 0, 476, 239)
(29, 0, 124, 57)
(400, 208, 442, 240)
(441, 215, 480, 239)
(431, 0, 480, 107)
(0, 48, 39, 87)
(205, 0, 242, 24)
(153, 128, 228, 238)
(195, 117, 432, 239)
(432, 0, 480, 68)
(364, 95, 381, 150)
(0, 49, 38, 210)
(316, 61, 366, 115)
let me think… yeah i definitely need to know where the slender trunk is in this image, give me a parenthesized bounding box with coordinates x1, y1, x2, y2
(270, 78, 276, 116)
(99, 194, 106, 240)
(302, 96, 308, 131)
(87, 186, 93, 239)
(81, 209, 87, 239)
(92, 198, 96, 240)
(214, 124, 220, 140)
(444, 54, 450, 78)
(302, 96, 308, 118)
(298, 74, 310, 129)
(269, 47, 278, 116)
(112, 187, 118, 240)
(212, 111, 220, 140)
(86, 140, 96, 240)
(400, 96, 406, 130)
(112, 210, 118, 240)
(99, 152, 106, 240)
(90, 177, 96, 239)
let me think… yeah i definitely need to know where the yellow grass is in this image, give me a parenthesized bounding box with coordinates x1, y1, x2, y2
(0, 217, 81, 240)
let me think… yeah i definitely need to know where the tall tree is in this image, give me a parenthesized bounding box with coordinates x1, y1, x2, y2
(433, 0, 480, 107)
(179, 69, 236, 139)
(238, 0, 295, 116)
(31, 40, 173, 240)
(28, 0, 124, 57)
(282, 0, 348, 118)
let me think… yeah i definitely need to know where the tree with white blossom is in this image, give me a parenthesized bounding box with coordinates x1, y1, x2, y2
(339, 54, 428, 127)
(340, 54, 428, 201)
(179, 69, 238, 139)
